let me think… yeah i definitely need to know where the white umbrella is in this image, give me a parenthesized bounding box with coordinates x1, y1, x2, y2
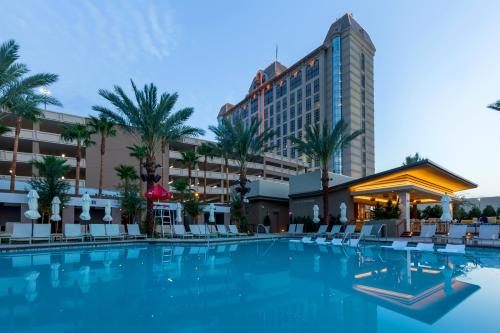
(312, 204, 320, 223)
(103, 200, 113, 223)
(80, 193, 91, 221)
(208, 203, 216, 223)
(440, 194, 452, 222)
(50, 196, 62, 222)
(339, 202, 348, 224)
(175, 202, 183, 223)
(24, 190, 41, 220)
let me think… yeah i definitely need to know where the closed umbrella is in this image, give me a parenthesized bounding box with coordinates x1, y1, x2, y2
(339, 202, 348, 224)
(80, 193, 91, 232)
(50, 196, 62, 234)
(208, 203, 216, 223)
(440, 194, 452, 222)
(103, 200, 113, 223)
(24, 190, 41, 236)
(312, 204, 320, 223)
(176, 202, 183, 223)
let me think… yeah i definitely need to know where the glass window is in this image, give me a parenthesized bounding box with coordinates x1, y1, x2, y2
(270, 105, 274, 117)
(264, 86, 274, 104)
(290, 92, 295, 105)
(297, 116, 302, 129)
(314, 109, 320, 123)
(290, 70, 302, 90)
(251, 97, 258, 114)
(306, 84, 311, 97)
(276, 100, 281, 113)
(305, 58, 319, 81)
(297, 89, 302, 101)
(306, 98, 311, 111)
(283, 111, 287, 122)
(306, 113, 311, 125)
(313, 79, 320, 93)
(282, 98, 287, 110)
(297, 103, 303, 115)
(290, 106, 295, 119)
(290, 120, 295, 132)
(276, 114, 281, 125)
(283, 123, 287, 135)
(276, 81, 287, 98)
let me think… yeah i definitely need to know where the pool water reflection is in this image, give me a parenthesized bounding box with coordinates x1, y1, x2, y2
(0, 241, 499, 333)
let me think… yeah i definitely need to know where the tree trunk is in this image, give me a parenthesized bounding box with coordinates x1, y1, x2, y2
(188, 167, 192, 187)
(224, 157, 229, 204)
(145, 158, 156, 236)
(239, 170, 247, 225)
(75, 142, 81, 196)
(98, 135, 105, 196)
(321, 166, 329, 224)
(161, 142, 165, 188)
(9, 117, 22, 192)
(203, 156, 207, 202)
(138, 159, 143, 194)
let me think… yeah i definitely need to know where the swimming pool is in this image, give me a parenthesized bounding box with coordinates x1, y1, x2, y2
(0, 241, 499, 333)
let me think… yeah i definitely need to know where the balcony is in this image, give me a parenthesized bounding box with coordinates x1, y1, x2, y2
(0, 175, 85, 191)
(0, 150, 85, 168)
(3, 127, 76, 146)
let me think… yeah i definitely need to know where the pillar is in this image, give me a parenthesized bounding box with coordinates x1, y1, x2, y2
(62, 206, 75, 225)
(20, 204, 31, 223)
(399, 192, 410, 232)
(111, 207, 121, 224)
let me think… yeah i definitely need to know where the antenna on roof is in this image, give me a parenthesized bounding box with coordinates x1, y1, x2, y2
(275, 43, 278, 62)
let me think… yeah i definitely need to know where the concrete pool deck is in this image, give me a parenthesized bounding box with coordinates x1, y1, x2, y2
(0, 234, 499, 252)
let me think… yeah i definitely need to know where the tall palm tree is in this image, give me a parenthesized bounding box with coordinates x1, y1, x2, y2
(88, 115, 116, 196)
(289, 121, 362, 224)
(225, 118, 273, 219)
(0, 39, 61, 192)
(127, 144, 147, 193)
(209, 120, 235, 204)
(60, 123, 95, 196)
(487, 100, 500, 111)
(93, 80, 204, 235)
(114, 164, 139, 189)
(180, 150, 199, 187)
(197, 142, 215, 201)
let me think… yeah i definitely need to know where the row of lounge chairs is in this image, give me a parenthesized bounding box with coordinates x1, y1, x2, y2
(290, 224, 381, 247)
(0, 223, 146, 244)
(173, 224, 246, 238)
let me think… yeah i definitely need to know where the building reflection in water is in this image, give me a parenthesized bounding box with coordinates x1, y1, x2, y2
(0, 242, 494, 332)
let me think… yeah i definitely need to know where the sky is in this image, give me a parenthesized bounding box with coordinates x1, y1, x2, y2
(1, 0, 500, 197)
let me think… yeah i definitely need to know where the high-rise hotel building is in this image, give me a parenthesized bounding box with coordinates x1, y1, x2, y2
(218, 13, 375, 178)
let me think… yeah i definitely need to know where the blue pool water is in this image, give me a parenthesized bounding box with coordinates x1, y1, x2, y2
(0, 241, 499, 333)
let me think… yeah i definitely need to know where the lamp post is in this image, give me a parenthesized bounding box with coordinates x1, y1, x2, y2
(39, 87, 51, 110)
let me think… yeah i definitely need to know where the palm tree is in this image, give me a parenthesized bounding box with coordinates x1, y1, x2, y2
(0, 39, 61, 192)
(197, 142, 215, 201)
(487, 100, 500, 111)
(289, 121, 362, 224)
(93, 80, 204, 235)
(60, 123, 95, 196)
(225, 118, 273, 220)
(127, 144, 147, 193)
(115, 164, 139, 189)
(209, 120, 235, 204)
(403, 152, 424, 166)
(115, 164, 142, 224)
(180, 150, 199, 187)
(0, 124, 10, 136)
(30, 156, 70, 227)
(88, 115, 116, 196)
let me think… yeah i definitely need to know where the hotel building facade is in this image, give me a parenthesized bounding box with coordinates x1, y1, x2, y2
(219, 13, 375, 178)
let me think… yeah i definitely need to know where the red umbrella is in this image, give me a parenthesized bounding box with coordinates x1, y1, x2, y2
(144, 184, 172, 201)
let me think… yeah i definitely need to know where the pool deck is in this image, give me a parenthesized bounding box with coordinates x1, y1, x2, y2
(0, 234, 499, 252)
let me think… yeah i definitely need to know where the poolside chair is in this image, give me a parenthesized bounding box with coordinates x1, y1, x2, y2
(437, 244, 465, 254)
(89, 224, 109, 241)
(216, 224, 230, 237)
(295, 224, 304, 234)
(365, 224, 384, 240)
(288, 224, 297, 234)
(413, 224, 436, 241)
(10, 223, 32, 244)
(64, 224, 84, 242)
(189, 225, 202, 237)
(473, 224, 500, 244)
(127, 224, 147, 239)
(198, 225, 211, 237)
(316, 225, 328, 234)
(173, 224, 193, 238)
(228, 224, 246, 236)
(32, 224, 51, 243)
(328, 225, 341, 237)
(106, 224, 124, 240)
(443, 224, 467, 244)
(351, 224, 373, 241)
(401, 242, 434, 251)
(290, 236, 313, 244)
(381, 240, 408, 250)
(339, 224, 356, 242)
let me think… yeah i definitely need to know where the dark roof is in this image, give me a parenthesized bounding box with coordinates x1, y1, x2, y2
(290, 159, 477, 199)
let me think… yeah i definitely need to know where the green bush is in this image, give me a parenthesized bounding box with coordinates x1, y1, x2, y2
(482, 205, 496, 217)
(373, 200, 401, 219)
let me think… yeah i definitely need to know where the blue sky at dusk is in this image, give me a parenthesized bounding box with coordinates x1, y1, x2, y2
(1, 0, 500, 196)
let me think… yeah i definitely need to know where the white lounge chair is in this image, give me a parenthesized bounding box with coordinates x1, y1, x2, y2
(402, 242, 434, 251)
(316, 225, 328, 234)
(414, 224, 436, 240)
(295, 224, 304, 234)
(198, 225, 211, 237)
(381, 240, 408, 250)
(173, 224, 193, 238)
(328, 225, 341, 236)
(64, 224, 84, 242)
(443, 224, 467, 243)
(106, 224, 124, 240)
(10, 223, 32, 244)
(189, 225, 202, 237)
(290, 236, 313, 244)
(288, 224, 297, 234)
(342, 225, 356, 239)
(127, 224, 147, 239)
(32, 224, 51, 242)
(89, 224, 109, 241)
(473, 224, 500, 243)
(437, 244, 465, 253)
(216, 224, 230, 237)
(228, 224, 245, 236)
(351, 224, 373, 241)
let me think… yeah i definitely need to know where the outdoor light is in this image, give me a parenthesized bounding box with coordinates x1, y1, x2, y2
(61, 153, 65, 157)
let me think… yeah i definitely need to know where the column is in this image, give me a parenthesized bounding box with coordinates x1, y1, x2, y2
(399, 192, 410, 232)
